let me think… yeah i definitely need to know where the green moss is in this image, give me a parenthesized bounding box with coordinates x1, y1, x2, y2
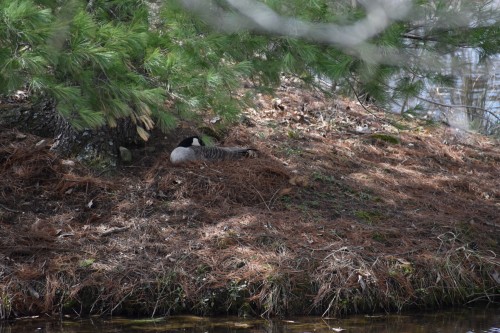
(370, 133, 400, 144)
(79, 258, 95, 268)
(195, 264, 212, 276)
(287, 130, 300, 139)
(0, 293, 12, 319)
(312, 171, 336, 183)
(354, 210, 384, 224)
(62, 298, 78, 312)
(280, 146, 303, 156)
(372, 233, 386, 243)
(392, 120, 410, 130)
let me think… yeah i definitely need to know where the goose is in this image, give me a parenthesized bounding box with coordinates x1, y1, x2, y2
(170, 136, 257, 165)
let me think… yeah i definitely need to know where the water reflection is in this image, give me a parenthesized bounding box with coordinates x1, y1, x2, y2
(392, 50, 500, 136)
(0, 307, 498, 333)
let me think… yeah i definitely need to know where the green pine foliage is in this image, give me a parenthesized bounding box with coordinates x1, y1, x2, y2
(1, 0, 498, 137)
(0, 0, 169, 138)
(48, 1, 162, 135)
(0, 0, 52, 93)
(156, 3, 264, 124)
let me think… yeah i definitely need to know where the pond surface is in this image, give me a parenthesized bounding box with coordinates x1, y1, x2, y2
(391, 50, 500, 135)
(1, 307, 499, 333)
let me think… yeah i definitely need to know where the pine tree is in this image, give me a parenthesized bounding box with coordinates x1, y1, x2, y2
(1, 0, 171, 139)
(1, 0, 499, 159)
(168, 0, 499, 131)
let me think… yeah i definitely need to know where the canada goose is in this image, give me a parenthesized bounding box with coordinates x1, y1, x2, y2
(170, 136, 257, 165)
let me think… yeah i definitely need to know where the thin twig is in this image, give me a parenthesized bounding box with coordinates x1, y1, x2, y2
(110, 289, 135, 314)
(416, 96, 500, 122)
(251, 185, 271, 212)
(100, 226, 130, 236)
(0, 203, 21, 213)
(267, 188, 283, 209)
(346, 75, 401, 131)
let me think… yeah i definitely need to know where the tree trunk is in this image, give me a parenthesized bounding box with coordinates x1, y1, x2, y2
(0, 97, 139, 165)
(51, 116, 139, 166)
(0, 99, 58, 138)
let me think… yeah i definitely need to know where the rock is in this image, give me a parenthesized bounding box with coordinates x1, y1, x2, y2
(15, 133, 27, 140)
(119, 146, 132, 162)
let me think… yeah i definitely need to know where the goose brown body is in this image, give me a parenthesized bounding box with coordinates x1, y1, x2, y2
(170, 136, 257, 165)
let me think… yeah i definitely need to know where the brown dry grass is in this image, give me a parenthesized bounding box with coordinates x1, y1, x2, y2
(0, 82, 499, 319)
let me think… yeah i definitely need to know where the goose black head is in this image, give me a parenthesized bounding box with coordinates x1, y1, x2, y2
(177, 136, 205, 147)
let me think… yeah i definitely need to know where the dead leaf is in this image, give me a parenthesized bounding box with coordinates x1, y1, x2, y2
(278, 187, 293, 196)
(136, 126, 150, 141)
(289, 176, 309, 187)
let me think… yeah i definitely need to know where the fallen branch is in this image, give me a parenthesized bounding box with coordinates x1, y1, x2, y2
(100, 226, 130, 237)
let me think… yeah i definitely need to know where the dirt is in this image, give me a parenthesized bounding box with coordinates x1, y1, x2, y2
(1, 80, 499, 318)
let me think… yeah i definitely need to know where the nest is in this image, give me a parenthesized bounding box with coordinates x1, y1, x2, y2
(152, 157, 291, 209)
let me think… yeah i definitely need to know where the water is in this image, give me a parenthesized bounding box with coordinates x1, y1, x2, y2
(1, 307, 498, 333)
(391, 50, 500, 135)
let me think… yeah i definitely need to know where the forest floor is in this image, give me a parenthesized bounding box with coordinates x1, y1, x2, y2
(1, 79, 499, 318)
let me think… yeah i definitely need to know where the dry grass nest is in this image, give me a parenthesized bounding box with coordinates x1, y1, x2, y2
(148, 155, 292, 209)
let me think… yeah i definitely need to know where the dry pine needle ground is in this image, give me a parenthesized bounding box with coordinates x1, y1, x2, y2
(0, 84, 499, 318)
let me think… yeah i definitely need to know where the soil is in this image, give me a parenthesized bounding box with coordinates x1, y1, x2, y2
(1, 80, 499, 318)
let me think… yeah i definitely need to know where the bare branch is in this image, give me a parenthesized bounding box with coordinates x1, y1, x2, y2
(416, 96, 500, 122)
(177, 0, 446, 68)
